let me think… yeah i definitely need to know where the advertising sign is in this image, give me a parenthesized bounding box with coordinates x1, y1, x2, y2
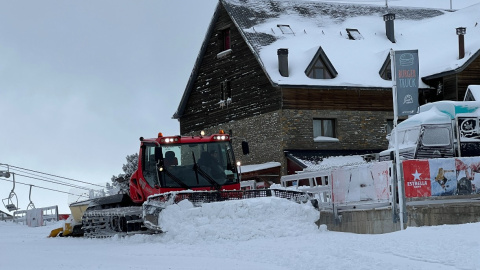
(429, 158, 456, 196)
(402, 160, 431, 197)
(402, 157, 480, 198)
(394, 50, 419, 116)
(456, 158, 480, 195)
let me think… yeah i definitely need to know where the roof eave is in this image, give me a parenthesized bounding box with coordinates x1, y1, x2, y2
(422, 48, 480, 82)
(285, 152, 307, 169)
(276, 84, 392, 90)
(221, 0, 278, 89)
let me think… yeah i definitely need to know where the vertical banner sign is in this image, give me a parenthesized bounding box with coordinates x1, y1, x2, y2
(394, 50, 419, 116)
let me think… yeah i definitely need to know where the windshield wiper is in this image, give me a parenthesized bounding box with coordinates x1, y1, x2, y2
(191, 152, 221, 191)
(161, 166, 189, 189)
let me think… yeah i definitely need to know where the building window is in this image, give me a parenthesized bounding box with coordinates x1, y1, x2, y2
(277, 24, 295, 35)
(386, 119, 394, 134)
(313, 119, 336, 138)
(380, 56, 392, 80)
(219, 80, 232, 108)
(220, 28, 230, 51)
(346, 28, 364, 40)
(307, 58, 332, 79)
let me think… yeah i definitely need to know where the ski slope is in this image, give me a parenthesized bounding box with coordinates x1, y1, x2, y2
(1, 197, 479, 269)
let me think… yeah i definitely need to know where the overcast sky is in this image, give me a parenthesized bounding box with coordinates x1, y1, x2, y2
(0, 0, 218, 213)
(1, 0, 479, 213)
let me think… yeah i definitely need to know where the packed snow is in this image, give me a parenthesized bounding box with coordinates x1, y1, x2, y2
(1, 197, 480, 269)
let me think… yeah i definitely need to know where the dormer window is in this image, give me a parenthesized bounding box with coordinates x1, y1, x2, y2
(379, 54, 392, 80)
(305, 46, 337, 79)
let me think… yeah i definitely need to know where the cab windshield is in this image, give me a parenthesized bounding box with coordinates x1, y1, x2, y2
(388, 127, 420, 149)
(142, 141, 239, 188)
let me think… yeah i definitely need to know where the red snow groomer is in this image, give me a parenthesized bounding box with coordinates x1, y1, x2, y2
(74, 131, 315, 237)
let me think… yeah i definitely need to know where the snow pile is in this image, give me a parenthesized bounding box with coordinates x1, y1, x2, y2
(2, 205, 480, 269)
(157, 197, 319, 244)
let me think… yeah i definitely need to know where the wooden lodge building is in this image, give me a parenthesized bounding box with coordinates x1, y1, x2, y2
(173, 0, 480, 177)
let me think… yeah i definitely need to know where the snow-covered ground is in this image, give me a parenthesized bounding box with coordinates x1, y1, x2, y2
(1, 197, 479, 269)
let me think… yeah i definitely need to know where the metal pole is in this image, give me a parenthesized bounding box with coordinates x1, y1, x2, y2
(390, 49, 405, 230)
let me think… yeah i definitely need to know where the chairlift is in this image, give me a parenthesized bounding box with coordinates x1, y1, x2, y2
(26, 185, 36, 210)
(1, 167, 19, 212)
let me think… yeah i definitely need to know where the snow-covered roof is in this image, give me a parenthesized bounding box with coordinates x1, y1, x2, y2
(466, 85, 480, 100)
(296, 155, 367, 172)
(222, 0, 480, 88)
(240, 162, 281, 173)
(395, 100, 480, 129)
(420, 100, 480, 117)
(397, 105, 454, 129)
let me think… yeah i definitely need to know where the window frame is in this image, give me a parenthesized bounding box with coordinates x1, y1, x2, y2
(313, 118, 336, 138)
(307, 58, 333, 79)
(220, 80, 231, 100)
(221, 28, 231, 51)
(379, 55, 392, 80)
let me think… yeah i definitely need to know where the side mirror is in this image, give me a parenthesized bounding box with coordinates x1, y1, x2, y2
(242, 141, 250, 155)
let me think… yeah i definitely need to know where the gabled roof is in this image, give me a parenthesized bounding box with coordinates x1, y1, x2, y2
(175, 0, 480, 118)
(222, 0, 480, 86)
(304, 46, 337, 78)
(423, 48, 480, 80)
(174, 2, 221, 119)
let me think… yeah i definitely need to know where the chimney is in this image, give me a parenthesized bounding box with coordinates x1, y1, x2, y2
(277, 48, 289, 77)
(456, 27, 466, 59)
(383, 13, 395, 43)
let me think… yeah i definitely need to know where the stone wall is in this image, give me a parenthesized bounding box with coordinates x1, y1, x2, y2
(281, 109, 392, 151)
(186, 110, 284, 169)
(186, 108, 392, 176)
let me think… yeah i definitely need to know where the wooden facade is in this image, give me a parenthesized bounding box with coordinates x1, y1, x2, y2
(422, 52, 480, 101)
(180, 4, 281, 134)
(281, 88, 393, 111)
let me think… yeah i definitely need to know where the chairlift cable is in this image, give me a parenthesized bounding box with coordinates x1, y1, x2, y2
(0, 178, 89, 198)
(13, 173, 93, 190)
(8, 166, 87, 188)
(7, 164, 104, 188)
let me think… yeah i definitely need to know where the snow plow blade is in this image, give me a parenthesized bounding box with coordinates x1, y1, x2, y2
(143, 189, 316, 232)
(48, 227, 64, 238)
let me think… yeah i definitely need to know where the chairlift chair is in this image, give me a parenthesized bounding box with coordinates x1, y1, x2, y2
(26, 185, 36, 210)
(1, 170, 19, 212)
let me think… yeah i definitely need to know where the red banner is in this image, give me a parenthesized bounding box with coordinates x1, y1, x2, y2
(402, 160, 431, 197)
